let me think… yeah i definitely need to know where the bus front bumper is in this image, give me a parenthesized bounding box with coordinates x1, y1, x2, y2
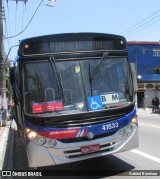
(26, 124, 139, 168)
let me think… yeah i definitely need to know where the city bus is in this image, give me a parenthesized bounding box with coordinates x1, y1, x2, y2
(10, 33, 138, 168)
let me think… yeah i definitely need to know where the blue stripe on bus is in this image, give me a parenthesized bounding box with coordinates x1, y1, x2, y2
(25, 107, 136, 136)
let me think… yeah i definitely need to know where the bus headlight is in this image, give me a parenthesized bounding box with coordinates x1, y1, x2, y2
(37, 137, 46, 145)
(28, 131, 37, 140)
(127, 124, 132, 131)
(49, 140, 57, 147)
(26, 128, 31, 133)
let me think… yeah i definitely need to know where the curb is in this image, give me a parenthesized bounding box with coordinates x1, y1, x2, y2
(6, 127, 14, 170)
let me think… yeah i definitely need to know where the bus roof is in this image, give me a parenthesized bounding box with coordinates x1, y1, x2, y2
(20, 32, 126, 43)
(18, 32, 127, 56)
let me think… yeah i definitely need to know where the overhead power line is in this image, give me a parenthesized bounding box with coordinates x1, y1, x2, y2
(20, 3, 25, 40)
(6, 0, 28, 5)
(3, 0, 56, 40)
(126, 17, 160, 37)
(124, 14, 160, 36)
(120, 9, 160, 37)
(3, 0, 44, 40)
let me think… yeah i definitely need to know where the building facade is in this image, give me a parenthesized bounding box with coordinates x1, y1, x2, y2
(127, 41, 160, 108)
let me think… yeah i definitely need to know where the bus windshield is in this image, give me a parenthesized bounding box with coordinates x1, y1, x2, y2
(23, 57, 133, 116)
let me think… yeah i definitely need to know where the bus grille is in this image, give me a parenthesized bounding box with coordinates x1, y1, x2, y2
(58, 130, 117, 143)
(49, 105, 134, 128)
(52, 114, 124, 128)
(64, 142, 115, 159)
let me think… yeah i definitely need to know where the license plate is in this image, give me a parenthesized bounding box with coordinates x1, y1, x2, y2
(81, 144, 100, 154)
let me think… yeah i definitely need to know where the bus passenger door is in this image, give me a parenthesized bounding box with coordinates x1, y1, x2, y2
(10, 66, 24, 137)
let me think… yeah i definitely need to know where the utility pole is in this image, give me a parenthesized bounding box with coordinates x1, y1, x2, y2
(0, 0, 28, 108)
(0, 0, 6, 108)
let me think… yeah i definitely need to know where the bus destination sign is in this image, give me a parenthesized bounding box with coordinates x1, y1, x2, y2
(49, 41, 111, 52)
(22, 40, 118, 55)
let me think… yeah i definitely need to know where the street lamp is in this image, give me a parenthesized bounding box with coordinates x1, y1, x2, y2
(45, 0, 56, 7)
(3, 45, 19, 65)
(45, 4, 55, 7)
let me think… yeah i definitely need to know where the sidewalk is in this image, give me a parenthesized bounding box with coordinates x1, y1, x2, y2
(137, 107, 160, 115)
(137, 107, 152, 113)
(0, 120, 16, 172)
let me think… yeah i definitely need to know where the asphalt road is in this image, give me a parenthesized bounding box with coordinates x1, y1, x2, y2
(138, 109, 160, 159)
(5, 108, 160, 178)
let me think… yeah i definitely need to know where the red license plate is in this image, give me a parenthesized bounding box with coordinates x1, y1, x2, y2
(81, 144, 100, 154)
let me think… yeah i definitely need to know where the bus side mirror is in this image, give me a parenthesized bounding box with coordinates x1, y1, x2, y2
(130, 63, 138, 93)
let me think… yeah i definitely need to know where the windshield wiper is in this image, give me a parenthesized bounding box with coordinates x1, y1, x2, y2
(49, 57, 66, 105)
(90, 52, 109, 80)
(88, 62, 93, 96)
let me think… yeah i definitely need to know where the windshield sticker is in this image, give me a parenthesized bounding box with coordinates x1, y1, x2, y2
(37, 128, 89, 139)
(74, 65, 80, 73)
(32, 100, 63, 114)
(88, 96, 103, 111)
(32, 103, 44, 113)
(101, 93, 119, 104)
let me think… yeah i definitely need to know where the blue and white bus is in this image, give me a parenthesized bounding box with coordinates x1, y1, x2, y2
(10, 33, 138, 168)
